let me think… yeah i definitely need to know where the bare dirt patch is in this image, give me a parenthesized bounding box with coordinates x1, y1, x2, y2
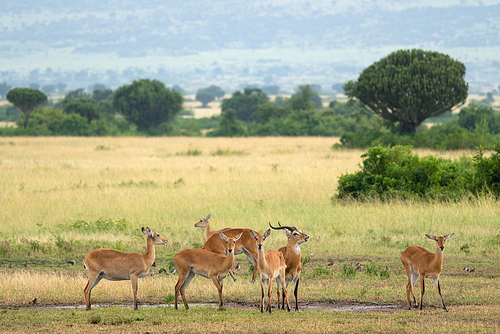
(11, 301, 405, 313)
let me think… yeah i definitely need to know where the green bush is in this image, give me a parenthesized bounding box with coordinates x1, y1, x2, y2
(334, 145, 473, 201)
(334, 144, 500, 201)
(472, 144, 500, 197)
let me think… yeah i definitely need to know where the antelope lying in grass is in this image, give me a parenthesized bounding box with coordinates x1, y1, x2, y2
(400, 233, 454, 311)
(83, 227, 168, 310)
(269, 222, 309, 311)
(195, 214, 261, 282)
(250, 228, 290, 313)
(174, 231, 243, 310)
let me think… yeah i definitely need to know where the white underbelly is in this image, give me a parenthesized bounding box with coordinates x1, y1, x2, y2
(191, 268, 209, 279)
(101, 274, 129, 281)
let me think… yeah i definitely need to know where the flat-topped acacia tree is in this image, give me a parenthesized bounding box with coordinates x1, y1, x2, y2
(344, 49, 468, 133)
(6, 88, 48, 129)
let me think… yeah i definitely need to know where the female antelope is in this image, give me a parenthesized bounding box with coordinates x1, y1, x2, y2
(401, 233, 454, 311)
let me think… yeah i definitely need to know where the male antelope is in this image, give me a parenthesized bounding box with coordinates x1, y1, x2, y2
(174, 231, 243, 310)
(269, 222, 309, 311)
(250, 229, 290, 313)
(195, 214, 261, 282)
(83, 227, 168, 310)
(400, 233, 454, 311)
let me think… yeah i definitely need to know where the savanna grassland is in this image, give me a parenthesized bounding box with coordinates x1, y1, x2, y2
(0, 137, 499, 333)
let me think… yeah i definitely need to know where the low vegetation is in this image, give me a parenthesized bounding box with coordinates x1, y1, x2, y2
(335, 144, 500, 201)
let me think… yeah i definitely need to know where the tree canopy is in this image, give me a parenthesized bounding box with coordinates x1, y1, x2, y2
(41, 84, 56, 95)
(172, 85, 186, 95)
(344, 49, 469, 133)
(458, 102, 500, 134)
(112, 79, 183, 132)
(92, 88, 113, 102)
(289, 85, 322, 110)
(202, 85, 225, 100)
(6, 88, 48, 128)
(55, 83, 67, 93)
(196, 90, 215, 107)
(64, 99, 101, 123)
(207, 108, 246, 137)
(221, 88, 269, 122)
(261, 85, 280, 95)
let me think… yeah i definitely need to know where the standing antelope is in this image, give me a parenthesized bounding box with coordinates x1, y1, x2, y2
(195, 214, 261, 282)
(269, 222, 309, 311)
(250, 229, 290, 313)
(174, 231, 243, 310)
(83, 227, 168, 310)
(400, 233, 454, 311)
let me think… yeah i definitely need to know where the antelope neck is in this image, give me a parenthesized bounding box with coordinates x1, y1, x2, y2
(204, 224, 211, 240)
(144, 237, 156, 264)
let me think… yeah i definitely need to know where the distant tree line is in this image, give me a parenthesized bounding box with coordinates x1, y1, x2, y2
(1, 49, 500, 150)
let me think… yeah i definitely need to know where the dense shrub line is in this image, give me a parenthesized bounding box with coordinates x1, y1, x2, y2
(336, 103, 500, 150)
(2, 83, 500, 152)
(334, 144, 500, 201)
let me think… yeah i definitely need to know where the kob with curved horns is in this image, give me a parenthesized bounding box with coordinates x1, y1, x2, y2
(269, 221, 309, 311)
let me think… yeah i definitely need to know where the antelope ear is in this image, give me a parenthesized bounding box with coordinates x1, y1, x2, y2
(444, 233, 454, 240)
(235, 232, 243, 242)
(142, 227, 149, 235)
(206, 213, 211, 220)
(250, 230, 258, 241)
(284, 229, 291, 239)
(263, 229, 271, 240)
(219, 232, 228, 241)
(425, 234, 438, 241)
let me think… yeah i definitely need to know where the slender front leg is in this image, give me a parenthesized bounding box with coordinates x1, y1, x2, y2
(282, 277, 291, 312)
(211, 276, 223, 307)
(294, 276, 300, 311)
(260, 280, 265, 313)
(267, 279, 273, 314)
(419, 275, 425, 310)
(130, 275, 139, 310)
(434, 278, 448, 312)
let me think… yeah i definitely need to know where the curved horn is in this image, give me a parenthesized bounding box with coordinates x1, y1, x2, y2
(269, 222, 296, 232)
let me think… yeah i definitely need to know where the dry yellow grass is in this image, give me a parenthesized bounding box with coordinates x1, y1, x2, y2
(0, 122, 16, 128)
(0, 136, 485, 253)
(0, 136, 353, 236)
(0, 137, 499, 334)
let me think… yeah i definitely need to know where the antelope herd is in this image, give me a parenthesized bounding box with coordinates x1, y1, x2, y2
(83, 215, 454, 313)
